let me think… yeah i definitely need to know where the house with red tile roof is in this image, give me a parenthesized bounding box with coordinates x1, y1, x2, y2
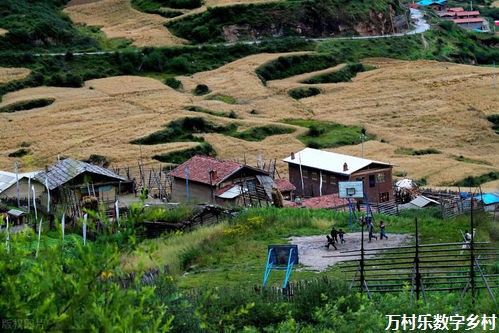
(168, 155, 274, 206)
(273, 178, 296, 200)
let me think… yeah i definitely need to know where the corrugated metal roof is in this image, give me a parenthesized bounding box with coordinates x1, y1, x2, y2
(35, 158, 125, 190)
(282, 148, 391, 176)
(410, 195, 440, 208)
(0, 170, 41, 194)
(8, 209, 26, 217)
(216, 184, 246, 199)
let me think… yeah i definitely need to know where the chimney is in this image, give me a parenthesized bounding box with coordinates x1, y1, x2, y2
(291, 152, 295, 160)
(343, 162, 348, 172)
(45, 165, 49, 173)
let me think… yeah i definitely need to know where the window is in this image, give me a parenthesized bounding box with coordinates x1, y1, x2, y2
(329, 175, 337, 185)
(379, 192, 390, 202)
(376, 172, 386, 183)
(302, 170, 309, 179)
(369, 175, 375, 188)
(311, 171, 317, 180)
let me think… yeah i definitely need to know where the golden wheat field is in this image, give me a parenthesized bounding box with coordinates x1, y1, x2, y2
(64, 0, 187, 47)
(0, 67, 31, 84)
(0, 55, 497, 190)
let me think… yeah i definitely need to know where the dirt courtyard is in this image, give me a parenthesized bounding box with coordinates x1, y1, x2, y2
(288, 232, 413, 272)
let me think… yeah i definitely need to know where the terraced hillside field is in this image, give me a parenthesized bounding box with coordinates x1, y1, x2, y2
(1, 54, 497, 190)
(64, 0, 283, 46)
(64, 0, 187, 47)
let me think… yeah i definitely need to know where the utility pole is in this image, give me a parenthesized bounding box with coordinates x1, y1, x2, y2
(361, 128, 367, 158)
(15, 162, 20, 208)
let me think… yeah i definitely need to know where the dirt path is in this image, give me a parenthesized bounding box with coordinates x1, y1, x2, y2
(288, 233, 413, 272)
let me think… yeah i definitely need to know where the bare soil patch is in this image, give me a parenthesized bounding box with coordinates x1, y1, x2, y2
(289, 233, 413, 272)
(0, 28, 7, 36)
(64, 0, 187, 47)
(0, 67, 31, 84)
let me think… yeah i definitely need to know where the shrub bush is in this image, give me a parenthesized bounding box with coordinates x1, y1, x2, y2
(8, 148, 30, 158)
(0, 98, 54, 113)
(193, 84, 210, 95)
(165, 77, 183, 90)
(288, 87, 321, 99)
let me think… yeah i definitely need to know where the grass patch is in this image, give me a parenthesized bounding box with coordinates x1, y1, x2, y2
(0, 98, 54, 113)
(130, 117, 236, 145)
(142, 205, 194, 223)
(301, 63, 375, 84)
(8, 148, 30, 158)
(453, 171, 499, 187)
(127, 206, 487, 289)
(204, 93, 237, 104)
(184, 106, 237, 118)
(284, 119, 373, 149)
(257, 54, 339, 83)
(74, 24, 132, 50)
(164, 77, 183, 90)
(288, 87, 321, 99)
(133, 117, 296, 148)
(395, 148, 441, 155)
(487, 114, 499, 134)
(152, 142, 216, 164)
(452, 155, 492, 166)
(231, 125, 295, 141)
(131, 0, 192, 16)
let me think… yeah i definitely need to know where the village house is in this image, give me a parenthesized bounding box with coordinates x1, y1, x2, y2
(0, 170, 44, 206)
(417, 0, 448, 11)
(168, 155, 274, 207)
(35, 158, 131, 216)
(283, 148, 393, 204)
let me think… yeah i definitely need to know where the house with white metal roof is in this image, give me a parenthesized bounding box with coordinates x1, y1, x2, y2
(283, 148, 393, 203)
(0, 170, 44, 205)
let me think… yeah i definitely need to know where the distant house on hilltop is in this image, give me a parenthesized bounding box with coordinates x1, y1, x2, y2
(168, 155, 274, 207)
(417, 0, 447, 11)
(283, 148, 393, 204)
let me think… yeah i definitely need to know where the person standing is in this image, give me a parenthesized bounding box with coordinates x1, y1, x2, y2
(380, 221, 388, 240)
(331, 227, 339, 243)
(338, 229, 346, 244)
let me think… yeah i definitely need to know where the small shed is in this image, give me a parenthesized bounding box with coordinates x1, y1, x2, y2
(399, 195, 440, 211)
(475, 192, 499, 212)
(7, 208, 27, 225)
